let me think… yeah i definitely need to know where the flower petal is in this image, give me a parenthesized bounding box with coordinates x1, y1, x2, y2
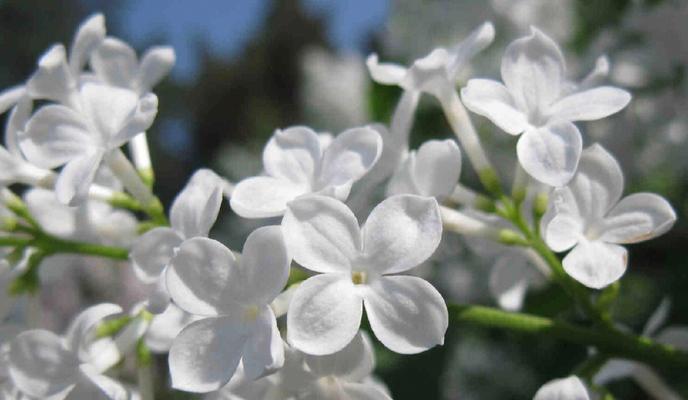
(516, 122, 582, 187)
(361, 195, 442, 274)
(563, 240, 627, 289)
(170, 168, 224, 238)
(6, 97, 33, 157)
(366, 54, 407, 85)
(136, 46, 175, 92)
(533, 376, 589, 400)
(167, 237, 236, 316)
(80, 83, 139, 141)
(109, 92, 158, 147)
(570, 144, 625, 222)
(241, 307, 284, 380)
(69, 13, 106, 74)
(26, 45, 75, 104)
(501, 27, 566, 115)
(0, 84, 26, 115)
(594, 359, 637, 385)
(363, 275, 448, 354)
(231, 176, 307, 218)
(600, 193, 676, 244)
(21, 104, 93, 168)
(232, 225, 290, 306)
(448, 22, 495, 76)
(303, 331, 374, 381)
(287, 273, 362, 355)
(412, 139, 461, 198)
(89, 38, 138, 88)
(386, 153, 420, 196)
(317, 126, 382, 194)
(282, 195, 361, 274)
(489, 254, 544, 311)
(549, 87, 631, 123)
(54, 149, 104, 206)
(461, 79, 528, 135)
(131, 227, 183, 283)
(543, 212, 583, 252)
(341, 383, 393, 400)
(169, 316, 249, 393)
(69, 365, 129, 400)
(8, 330, 79, 398)
(64, 303, 123, 356)
(263, 126, 321, 186)
(24, 188, 77, 238)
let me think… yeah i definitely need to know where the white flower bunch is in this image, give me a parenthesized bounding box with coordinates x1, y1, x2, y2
(0, 12, 683, 400)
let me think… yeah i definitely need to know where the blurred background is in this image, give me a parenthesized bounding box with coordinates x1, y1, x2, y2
(1, 0, 686, 398)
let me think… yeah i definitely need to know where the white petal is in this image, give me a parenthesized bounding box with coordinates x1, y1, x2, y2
(241, 307, 284, 380)
(80, 83, 139, 141)
(282, 195, 361, 274)
(448, 22, 495, 77)
(146, 276, 171, 314)
(26, 45, 76, 104)
(5, 97, 32, 157)
(8, 330, 79, 398)
(166, 237, 236, 316)
(412, 139, 461, 198)
(366, 54, 407, 85)
(317, 126, 382, 193)
(594, 359, 637, 385)
(146, 303, 199, 353)
(21, 104, 94, 168)
(24, 188, 76, 238)
(287, 273, 362, 355)
(89, 38, 138, 88)
(563, 240, 627, 289)
(361, 195, 441, 274)
(231, 176, 308, 218)
(543, 213, 583, 252)
(516, 123, 582, 187)
(232, 226, 290, 306)
(170, 168, 224, 238)
(131, 227, 183, 283)
(0, 85, 26, 115)
(109, 93, 158, 147)
(69, 14, 106, 74)
(643, 299, 671, 338)
(549, 87, 631, 122)
(533, 376, 589, 400)
(55, 149, 104, 206)
(263, 126, 321, 186)
(303, 331, 374, 381)
(600, 193, 676, 244)
(169, 316, 249, 393)
(570, 144, 625, 222)
(501, 27, 565, 116)
(64, 303, 123, 356)
(401, 48, 452, 95)
(656, 327, 688, 350)
(460, 79, 528, 135)
(363, 275, 448, 354)
(136, 46, 175, 92)
(341, 383, 393, 400)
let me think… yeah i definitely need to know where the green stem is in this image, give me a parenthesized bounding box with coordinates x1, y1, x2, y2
(32, 233, 129, 260)
(448, 304, 688, 371)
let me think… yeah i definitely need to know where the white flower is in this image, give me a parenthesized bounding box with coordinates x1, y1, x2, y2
(230, 126, 382, 218)
(595, 300, 687, 399)
(166, 226, 291, 393)
(533, 375, 589, 400)
(144, 303, 200, 353)
(386, 139, 461, 199)
(19, 82, 158, 205)
(489, 249, 548, 311)
(131, 169, 224, 313)
(91, 38, 175, 95)
(367, 22, 494, 98)
(7, 304, 130, 400)
(283, 194, 447, 355)
(461, 27, 631, 186)
(541, 144, 676, 289)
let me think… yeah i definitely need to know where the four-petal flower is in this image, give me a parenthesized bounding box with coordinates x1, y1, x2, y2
(283, 194, 447, 355)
